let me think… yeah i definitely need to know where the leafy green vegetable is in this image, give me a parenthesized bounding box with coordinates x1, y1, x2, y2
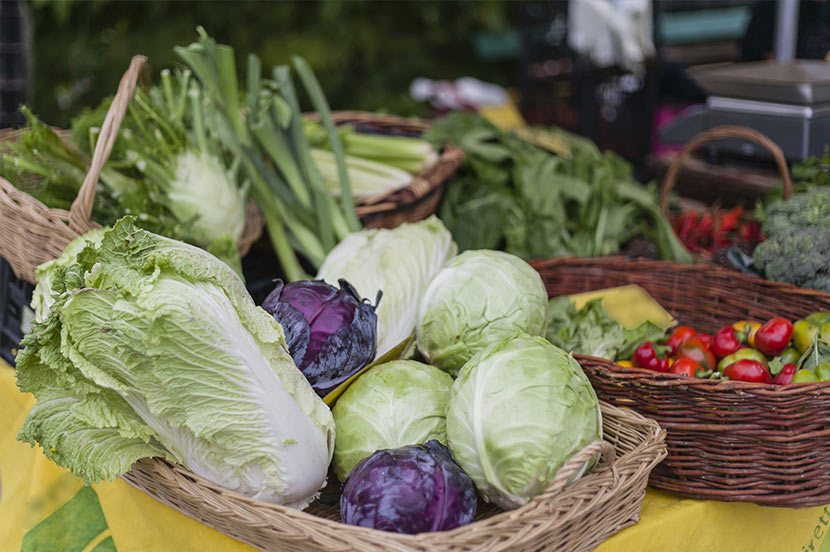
(426, 113, 692, 263)
(30, 228, 107, 323)
(545, 298, 625, 359)
(316, 216, 456, 359)
(544, 296, 666, 361)
(17, 218, 335, 509)
(416, 250, 548, 376)
(331, 360, 452, 481)
(446, 333, 601, 510)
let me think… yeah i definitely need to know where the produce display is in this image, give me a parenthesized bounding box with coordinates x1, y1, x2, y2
(425, 112, 692, 263)
(1, 30, 441, 284)
(15, 205, 608, 535)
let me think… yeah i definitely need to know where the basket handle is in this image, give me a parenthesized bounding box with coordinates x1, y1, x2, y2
(659, 125, 792, 215)
(540, 439, 616, 498)
(68, 55, 147, 233)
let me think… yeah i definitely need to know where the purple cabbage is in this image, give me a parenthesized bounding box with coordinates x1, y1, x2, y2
(262, 279, 378, 397)
(340, 440, 477, 534)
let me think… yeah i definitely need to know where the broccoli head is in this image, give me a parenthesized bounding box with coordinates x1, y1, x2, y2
(753, 226, 830, 292)
(762, 187, 830, 237)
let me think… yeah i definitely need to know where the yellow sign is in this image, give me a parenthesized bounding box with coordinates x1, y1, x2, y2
(568, 284, 675, 330)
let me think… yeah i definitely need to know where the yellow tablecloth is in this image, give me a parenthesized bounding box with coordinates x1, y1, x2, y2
(2, 360, 829, 552)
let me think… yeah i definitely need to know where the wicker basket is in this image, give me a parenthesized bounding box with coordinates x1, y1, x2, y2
(315, 111, 464, 230)
(121, 399, 665, 552)
(533, 256, 830, 507)
(0, 56, 264, 284)
(659, 125, 793, 215)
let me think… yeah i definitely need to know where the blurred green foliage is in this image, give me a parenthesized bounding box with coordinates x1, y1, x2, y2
(27, 0, 519, 127)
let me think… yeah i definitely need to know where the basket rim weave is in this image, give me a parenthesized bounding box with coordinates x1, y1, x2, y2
(121, 399, 666, 552)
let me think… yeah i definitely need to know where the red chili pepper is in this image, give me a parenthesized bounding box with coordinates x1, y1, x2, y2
(711, 326, 742, 359)
(723, 359, 773, 383)
(665, 326, 697, 355)
(773, 363, 797, 385)
(719, 206, 743, 233)
(754, 317, 794, 357)
(676, 337, 717, 371)
(633, 342, 670, 372)
(669, 357, 701, 378)
(739, 220, 763, 243)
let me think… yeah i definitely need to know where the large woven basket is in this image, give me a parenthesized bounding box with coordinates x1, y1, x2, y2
(316, 110, 464, 230)
(533, 256, 830, 507)
(0, 55, 264, 284)
(121, 399, 665, 552)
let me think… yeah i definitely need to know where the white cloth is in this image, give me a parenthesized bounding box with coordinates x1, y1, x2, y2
(568, 0, 655, 73)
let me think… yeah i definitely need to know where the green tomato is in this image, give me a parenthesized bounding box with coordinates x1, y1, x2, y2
(816, 363, 830, 381)
(794, 369, 819, 383)
(717, 348, 768, 373)
(775, 348, 800, 366)
(793, 320, 819, 354)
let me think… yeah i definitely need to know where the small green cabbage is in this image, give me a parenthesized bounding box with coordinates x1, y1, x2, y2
(416, 250, 547, 375)
(332, 360, 453, 481)
(446, 333, 602, 510)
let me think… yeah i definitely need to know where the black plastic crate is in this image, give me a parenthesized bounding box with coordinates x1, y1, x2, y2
(0, 256, 33, 366)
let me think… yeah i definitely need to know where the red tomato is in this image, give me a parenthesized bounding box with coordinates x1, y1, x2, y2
(676, 337, 716, 371)
(669, 358, 701, 378)
(754, 317, 794, 357)
(666, 326, 697, 354)
(712, 326, 742, 359)
(723, 359, 772, 383)
(773, 363, 796, 386)
(698, 333, 713, 349)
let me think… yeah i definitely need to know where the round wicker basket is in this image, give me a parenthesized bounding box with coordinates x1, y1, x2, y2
(121, 399, 665, 552)
(533, 255, 830, 507)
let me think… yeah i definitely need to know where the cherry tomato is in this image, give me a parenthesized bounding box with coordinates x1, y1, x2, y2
(711, 326, 742, 359)
(772, 363, 796, 385)
(755, 317, 794, 357)
(676, 337, 716, 371)
(633, 342, 670, 372)
(723, 359, 772, 383)
(698, 333, 713, 349)
(665, 326, 697, 354)
(669, 358, 701, 378)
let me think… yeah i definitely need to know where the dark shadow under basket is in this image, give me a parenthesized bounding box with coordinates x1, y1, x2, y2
(532, 256, 830, 508)
(321, 111, 464, 230)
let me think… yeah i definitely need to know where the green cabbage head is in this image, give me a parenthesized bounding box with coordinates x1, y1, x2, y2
(446, 333, 602, 510)
(332, 360, 452, 481)
(416, 250, 548, 375)
(16, 218, 334, 509)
